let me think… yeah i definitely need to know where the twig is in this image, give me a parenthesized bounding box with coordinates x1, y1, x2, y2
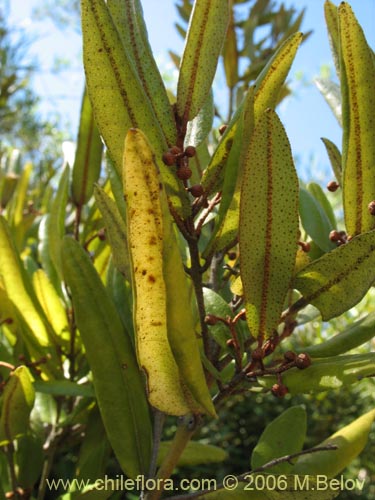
(247, 443, 338, 475)
(195, 192, 221, 234)
(167, 443, 338, 500)
(145, 416, 199, 500)
(186, 237, 212, 359)
(148, 411, 165, 479)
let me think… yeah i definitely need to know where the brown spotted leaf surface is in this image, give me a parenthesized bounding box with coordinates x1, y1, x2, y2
(294, 229, 375, 321)
(339, 2, 375, 235)
(239, 109, 299, 340)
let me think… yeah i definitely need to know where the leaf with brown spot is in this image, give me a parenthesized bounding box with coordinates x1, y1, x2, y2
(294, 229, 375, 321)
(176, 0, 230, 124)
(81, 0, 190, 217)
(123, 129, 192, 416)
(339, 2, 375, 235)
(107, 0, 177, 148)
(239, 109, 299, 340)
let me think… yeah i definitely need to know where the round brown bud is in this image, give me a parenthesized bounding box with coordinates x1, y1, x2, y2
(295, 352, 311, 369)
(184, 146, 196, 158)
(251, 347, 264, 361)
(329, 230, 340, 242)
(219, 124, 228, 135)
(299, 241, 311, 253)
(189, 184, 204, 198)
(368, 201, 375, 216)
(283, 351, 296, 362)
(205, 314, 218, 326)
(170, 146, 182, 155)
(177, 166, 192, 180)
(162, 151, 176, 166)
(327, 181, 339, 192)
(338, 230, 348, 243)
(271, 383, 289, 398)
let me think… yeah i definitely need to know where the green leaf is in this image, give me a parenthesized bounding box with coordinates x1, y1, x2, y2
(223, 6, 238, 89)
(307, 183, 336, 229)
(38, 215, 61, 294)
(33, 380, 95, 398)
(299, 187, 335, 253)
(72, 88, 103, 206)
(339, 2, 375, 235)
(294, 230, 375, 321)
(46, 166, 70, 278)
(303, 311, 375, 358)
(0, 366, 35, 445)
(321, 138, 342, 185)
(61, 237, 152, 478)
(76, 407, 111, 481)
(94, 185, 129, 277)
(157, 441, 227, 467)
(15, 434, 44, 489)
(258, 353, 375, 395)
(240, 109, 299, 339)
(203, 287, 233, 348)
(106, 261, 134, 338)
(292, 408, 375, 477)
(251, 406, 306, 474)
(176, 0, 230, 123)
(81, 0, 189, 217)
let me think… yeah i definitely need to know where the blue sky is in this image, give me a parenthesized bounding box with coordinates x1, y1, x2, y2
(7, 0, 375, 182)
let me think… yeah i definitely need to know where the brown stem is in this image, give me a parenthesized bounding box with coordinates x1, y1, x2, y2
(148, 410, 165, 479)
(187, 237, 211, 360)
(145, 416, 199, 500)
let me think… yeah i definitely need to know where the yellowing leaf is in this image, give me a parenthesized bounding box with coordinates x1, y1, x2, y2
(240, 110, 299, 339)
(292, 408, 375, 477)
(0, 366, 35, 445)
(123, 129, 192, 416)
(294, 230, 375, 321)
(0, 217, 50, 347)
(32, 269, 70, 346)
(339, 2, 375, 235)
